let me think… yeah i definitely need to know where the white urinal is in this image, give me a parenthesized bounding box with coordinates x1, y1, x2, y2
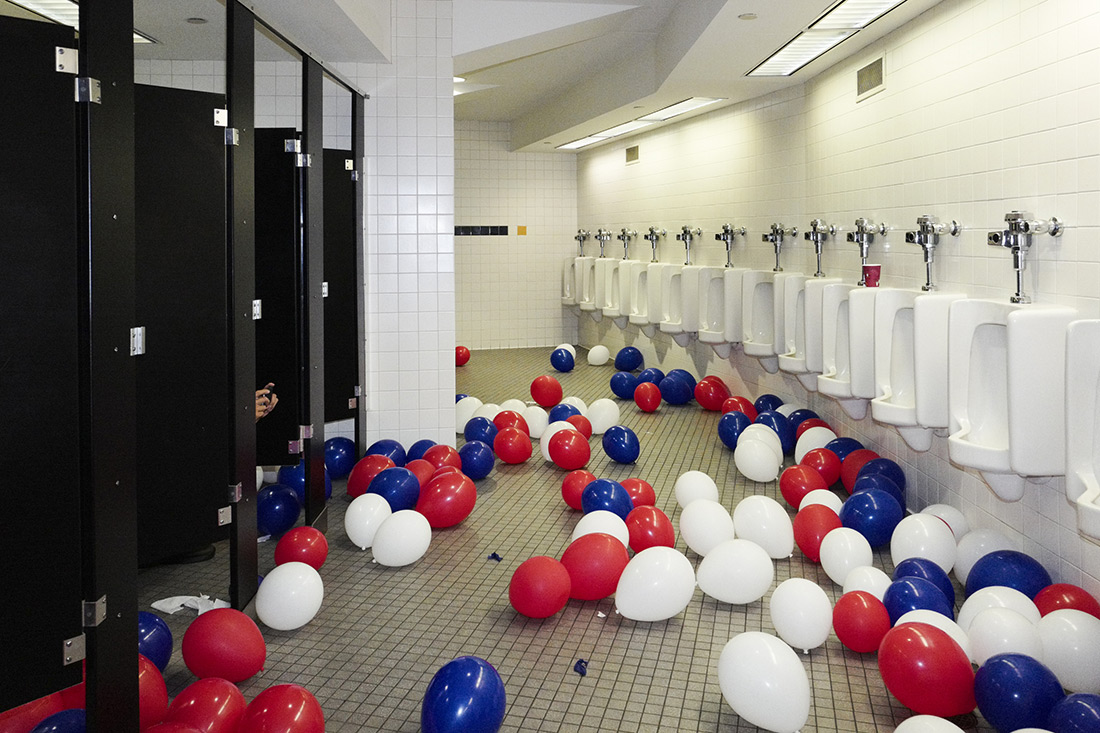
(772, 272, 802, 373)
(948, 300, 1078, 501)
(721, 267, 748, 350)
(604, 257, 638, 329)
(660, 264, 699, 347)
(741, 270, 779, 373)
(1066, 320, 1100, 539)
(576, 256, 597, 316)
(628, 261, 656, 337)
(804, 277, 841, 380)
(818, 283, 866, 419)
(777, 274, 818, 391)
(561, 256, 577, 306)
(870, 288, 931, 451)
(697, 266, 742, 358)
(588, 258, 615, 322)
(914, 292, 967, 434)
(848, 287, 878, 401)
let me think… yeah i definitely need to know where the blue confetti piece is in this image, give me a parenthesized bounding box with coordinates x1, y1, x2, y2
(574, 659, 588, 676)
(487, 552, 503, 562)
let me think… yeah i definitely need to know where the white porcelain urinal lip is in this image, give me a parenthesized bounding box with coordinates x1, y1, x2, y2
(561, 256, 577, 306)
(576, 256, 597, 312)
(742, 270, 777, 357)
(847, 286, 878, 400)
(628, 261, 653, 325)
(659, 264, 687, 334)
(817, 282, 858, 398)
(1066, 319, 1100, 539)
(721, 267, 748, 346)
(914, 292, 967, 431)
(697, 265, 729, 345)
(804, 277, 841, 374)
(871, 288, 929, 450)
(778, 274, 810, 375)
(604, 258, 638, 319)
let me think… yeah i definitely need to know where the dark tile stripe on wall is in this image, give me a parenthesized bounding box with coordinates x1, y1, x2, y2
(455, 225, 508, 236)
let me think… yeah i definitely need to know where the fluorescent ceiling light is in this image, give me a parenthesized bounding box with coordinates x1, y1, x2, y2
(747, 30, 855, 76)
(812, 0, 906, 29)
(556, 136, 607, 150)
(10, 0, 156, 43)
(598, 120, 653, 138)
(453, 76, 465, 83)
(638, 97, 723, 122)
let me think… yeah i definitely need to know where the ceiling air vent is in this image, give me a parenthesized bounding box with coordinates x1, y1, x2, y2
(856, 56, 884, 102)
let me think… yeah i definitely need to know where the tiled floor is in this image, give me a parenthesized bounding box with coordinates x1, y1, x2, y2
(139, 347, 988, 731)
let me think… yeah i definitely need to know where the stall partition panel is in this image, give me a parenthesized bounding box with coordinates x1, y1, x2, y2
(323, 148, 359, 426)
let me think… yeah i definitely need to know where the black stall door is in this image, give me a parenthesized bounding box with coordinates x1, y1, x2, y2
(323, 148, 359, 426)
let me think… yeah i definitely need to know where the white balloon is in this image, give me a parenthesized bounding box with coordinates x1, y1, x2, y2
(896, 610, 972, 660)
(891, 514, 957, 573)
(614, 546, 696, 622)
(954, 528, 1015, 586)
(843, 565, 893, 600)
(920, 504, 970, 539)
(734, 437, 782, 483)
(587, 344, 610, 365)
(733, 495, 794, 559)
(255, 465, 264, 490)
(820, 527, 873, 586)
(262, 467, 279, 485)
(255, 561, 324, 631)
(344, 493, 392, 549)
(586, 398, 621, 435)
(471, 402, 501, 421)
(956, 585, 1040, 633)
(718, 632, 810, 733)
(522, 405, 549, 439)
(679, 499, 736, 556)
(560, 395, 588, 417)
(1037, 609, 1100, 693)
(572, 510, 629, 548)
(894, 715, 967, 733)
(673, 470, 719, 508)
(794, 426, 838, 463)
(539, 421, 579, 461)
(455, 396, 483, 433)
(800, 488, 844, 514)
(697, 539, 774, 604)
(371, 510, 432, 567)
(499, 398, 527, 414)
(740, 424, 783, 459)
(555, 343, 576, 358)
(775, 403, 799, 417)
(968, 607, 1044, 666)
(769, 578, 833, 652)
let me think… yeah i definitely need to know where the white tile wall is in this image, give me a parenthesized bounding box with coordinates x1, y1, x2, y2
(571, 0, 1100, 593)
(454, 120, 578, 349)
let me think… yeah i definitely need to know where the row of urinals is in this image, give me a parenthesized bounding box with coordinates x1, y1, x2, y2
(561, 244, 1100, 541)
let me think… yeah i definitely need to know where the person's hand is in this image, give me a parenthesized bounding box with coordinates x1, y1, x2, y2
(255, 383, 278, 421)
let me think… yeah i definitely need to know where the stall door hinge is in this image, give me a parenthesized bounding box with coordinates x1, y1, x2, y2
(213, 108, 228, 127)
(294, 153, 312, 168)
(284, 139, 301, 153)
(75, 77, 102, 104)
(348, 397, 358, 409)
(288, 424, 314, 454)
(228, 483, 242, 503)
(55, 47, 78, 74)
(63, 634, 85, 666)
(130, 326, 146, 356)
(344, 159, 354, 171)
(83, 595, 106, 627)
(350, 170, 360, 181)
(252, 300, 262, 320)
(225, 128, 239, 146)
(321, 281, 329, 298)
(217, 506, 232, 526)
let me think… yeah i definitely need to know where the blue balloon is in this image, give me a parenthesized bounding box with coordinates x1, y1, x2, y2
(581, 479, 634, 519)
(324, 436, 357, 479)
(422, 656, 506, 733)
(408, 439, 437, 462)
(610, 371, 640, 400)
(30, 709, 85, 733)
(455, 393, 469, 403)
(614, 346, 643, 372)
(278, 461, 333, 503)
(754, 393, 783, 413)
(666, 369, 697, 389)
(368, 467, 422, 511)
(839, 488, 903, 548)
(458, 440, 495, 481)
(464, 416, 499, 445)
(1047, 693, 1100, 733)
(367, 438, 407, 467)
(882, 577, 954, 625)
(602, 425, 640, 464)
(850, 472, 905, 512)
(754, 410, 795, 455)
(718, 410, 751, 451)
(857, 457, 906, 491)
(975, 653, 1065, 733)
(256, 484, 300, 537)
(547, 403, 581, 423)
(637, 367, 665, 385)
(894, 557, 956, 607)
(825, 436, 864, 462)
(137, 611, 172, 672)
(787, 408, 820, 430)
(659, 375, 693, 405)
(550, 347, 575, 372)
(966, 549, 1054, 599)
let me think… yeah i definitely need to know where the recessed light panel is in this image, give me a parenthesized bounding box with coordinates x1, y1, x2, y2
(812, 0, 906, 29)
(556, 136, 608, 150)
(598, 120, 653, 138)
(747, 30, 855, 76)
(638, 97, 723, 122)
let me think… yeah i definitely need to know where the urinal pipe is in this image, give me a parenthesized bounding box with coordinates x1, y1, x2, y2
(906, 215, 960, 291)
(617, 228, 637, 259)
(644, 227, 665, 262)
(575, 229, 590, 256)
(595, 228, 613, 258)
(987, 211, 1063, 304)
(715, 224, 746, 267)
(804, 218, 835, 278)
(847, 218, 888, 286)
(763, 223, 797, 272)
(677, 226, 702, 265)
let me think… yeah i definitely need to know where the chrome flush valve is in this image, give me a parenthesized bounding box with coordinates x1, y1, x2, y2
(715, 224, 746, 268)
(643, 227, 665, 263)
(763, 223, 797, 272)
(987, 211, 1062, 304)
(595, 228, 613, 257)
(905, 215, 960, 291)
(846, 218, 886, 285)
(617, 228, 637, 259)
(803, 218, 835, 277)
(575, 229, 590, 256)
(676, 226, 702, 265)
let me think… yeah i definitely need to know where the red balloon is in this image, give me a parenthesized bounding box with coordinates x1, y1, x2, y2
(238, 684, 324, 733)
(455, 345, 470, 366)
(145, 724, 204, 733)
(561, 470, 596, 510)
(0, 691, 64, 732)
(1034, 583, 1100, 618)
(625, 506, 675, 553)
(548, 429, 591, 470)
(779, 465, 829, 508)
(58, 675, 85, 710)
(694, 378, 730, 411)
(840, 448, 880, 493)
(181, 609, 266, 683)
(493, 410, 530, 436)
(792, 504, 842, 563)
(833, 591, 891, 653)
(139, 653, 169, 731)
(430, 465, 462, 481)
(878, 623, 976, 717)
(493, 427, 532, 464)
(165, 678, 246, 733)
(565, 414, 593, 439)
(346, 454, 394, 498)
(530, 375, 563, 407)
(273, 526, 329, 570)
(634, 382, 661, 412)
(801, 447, 842, 486)
(404, 458, 435, 488)
(416, 472, 476, 528)
(794, 417, 832, 440)
(422, 444, 462, 471)
(509, 556, 572, 618)
(620, 477, 656, 507)
(560, 533, 630, 601)
(721, 395, 757, 421)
